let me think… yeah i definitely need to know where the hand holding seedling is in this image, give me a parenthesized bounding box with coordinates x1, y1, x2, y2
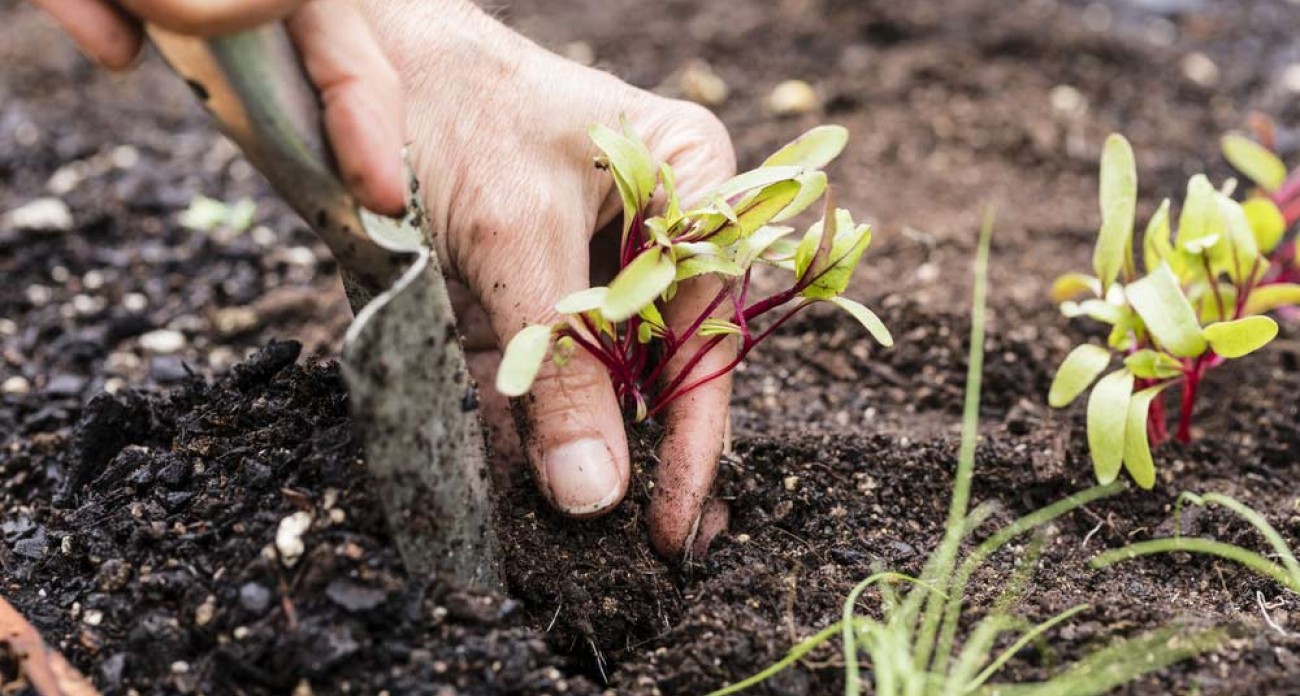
(30, 0, 407, 217)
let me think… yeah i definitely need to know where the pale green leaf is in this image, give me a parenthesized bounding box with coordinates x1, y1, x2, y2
(1242, 198, 1286, 253)
(1243, 283, 1300, 315)
(1094, 134, 1137, 293)
(771, 171, 828, 223)
(589, 122, 656, 236)
(555, 287, 609, 314)
(1124, 263, 1207, 357)
(1215, 193, 1260, 283)
(1222, 133, 1287, 192)
(1060, 298, 1125, 325)
(1088, 369, 1135, 484)
(639, 301, 665, 328)
(1123, 349, 1182, 380)
(698, 318, 743, 336)
(602, 247, 677, 322)
(1177, 175, 1220, 261)
(496, 324, 552, 397)
(1049, 344, 1112, 408)
(710, 180, 802, 245)
(1142, 199, 1173, 274)
(794, 197, 842, 281)
(1192, 283, 1237, 324)
(676, 253, 744, 281)
(1202, 315, 1278, 359)
(829, 296, 893, 347)
(740, 225, 796, 265)
(1124, 385, 1168, 490)
(1051, 272, 1101, 303)
(800, 218, 872, 300)
(762, 125, 849, 169)
(660, 162, 681, 220)
(711, 166, 805, 200)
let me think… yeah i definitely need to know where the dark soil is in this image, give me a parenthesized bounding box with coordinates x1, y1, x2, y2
(3, 0, 1300, 694)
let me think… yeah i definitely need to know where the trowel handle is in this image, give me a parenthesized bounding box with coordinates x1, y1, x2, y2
(148, 24, 405, 293)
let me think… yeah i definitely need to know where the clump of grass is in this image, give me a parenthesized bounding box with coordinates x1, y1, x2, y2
(1092, 491, 1300, 595)
(708, 210, 1222, 696)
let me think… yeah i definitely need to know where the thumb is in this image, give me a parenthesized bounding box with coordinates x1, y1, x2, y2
(480, 219, 630, 517)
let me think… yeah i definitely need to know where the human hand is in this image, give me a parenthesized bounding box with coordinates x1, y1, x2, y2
(30, 0, 406, 216)
(362, 0, 736, 558)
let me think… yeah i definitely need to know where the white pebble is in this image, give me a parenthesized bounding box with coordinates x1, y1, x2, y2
(83, 609, 104, 626)
(123, 293, 149, 313)
(1049, 84, 1087, 117)
(767, 80, 819, 115)
(275, 511, 313, 567)
(1182, 52, 1219, 88)
(139, 329, 186, 355)
(1281, 64, 1300, 94)
(680, 60, 729, 106)
(111, 145, 140, 169)
(2, 376, 31, 396)
(5, 197, 72, 232)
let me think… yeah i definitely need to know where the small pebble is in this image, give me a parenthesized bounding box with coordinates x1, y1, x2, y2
(139, 329, 186, 355)
(83, 609, 104, 626)
(1281, 64, 1300, 94)
(240, 583, 272, 613)
(680, 60, 729, 106)
(275, 511, 312, 566)
(767, 80, 819, 115)
(4, 197, 73, 231)
(1181, 52, 1219, 87)
(212, 306, 259, 337)
(123, 293, 149, 313)
(783, 475, 800, 492)
(194, 595, 216, 627)
(2, 376, 31, 396)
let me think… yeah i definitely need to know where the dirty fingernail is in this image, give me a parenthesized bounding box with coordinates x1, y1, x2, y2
(544, 438, 622, 516)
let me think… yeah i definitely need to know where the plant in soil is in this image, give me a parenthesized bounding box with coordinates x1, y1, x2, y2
(1049, 133, 1300, 489)
(709, 212, 1221, 696)
(495, 121, 892, 420)
(1093, 491, 1300, 596)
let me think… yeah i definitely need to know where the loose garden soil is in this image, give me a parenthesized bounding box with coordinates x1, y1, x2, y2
(3, 0, 1299, 694)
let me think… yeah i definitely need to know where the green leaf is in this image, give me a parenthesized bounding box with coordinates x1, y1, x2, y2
(711, 166, 805, 201)
(602, 247, 677, 322)
(659, 163, 681, 220)
(1049, 344, 1112, 408)
(496, 324, 552, 397)
(1094, 134, 1138, 293)
(1060, 298, 1125, 325)
(1242, 198, 1286, 253)
(1177, 174, 1220, 263)
(1088, 369, 1135, 484)
(698, 318, 743, 336)
(771, 171, 828, 223)
(1215, 193, 1260, 283)
(828, 296, 892, 346)
(739, 225, 795, 265)
(1124, 385, 1168, 490)
(794, 195, 841, 282)
(1123, 349, 1183, 380)
(710, 180, 802, 245)
(1124, 263, 1207, 357)
(1243, 283, 1300, 315)
(1051, 272, 1101, 303)
(1192, 283, 1237, 324)
(799, 214, 872, 300)
(762, 125, 849, 169)
(1202, 315, 1278, 359)
(1142, 199, 1173, 274)
(590, 121, 656, 237)
(555, 287, 609, 314)
(675, 252, 744, 281)
(1221, 133, 1287, 192)
(639, 301, 665, 329)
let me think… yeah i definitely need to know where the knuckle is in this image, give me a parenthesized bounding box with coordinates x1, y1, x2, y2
(526, 361, 610, 420)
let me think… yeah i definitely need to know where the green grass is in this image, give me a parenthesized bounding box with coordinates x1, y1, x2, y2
(707, 209, 1222, 696)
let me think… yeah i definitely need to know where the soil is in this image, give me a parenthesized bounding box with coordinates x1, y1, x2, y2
(3, 0, 1299, 694)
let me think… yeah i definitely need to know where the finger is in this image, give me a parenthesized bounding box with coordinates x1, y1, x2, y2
(117, 0, 302, 36)
(286, 0, 406, 216)
(647, 274, 737, 558)
(476, 215, 630, 517)
(33, 0, 144, 70)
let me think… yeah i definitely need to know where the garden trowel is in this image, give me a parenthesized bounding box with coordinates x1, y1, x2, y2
(147, 24, 502, 590)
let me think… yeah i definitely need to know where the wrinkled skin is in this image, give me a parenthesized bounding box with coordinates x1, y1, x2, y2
(35, 0, 734, 557)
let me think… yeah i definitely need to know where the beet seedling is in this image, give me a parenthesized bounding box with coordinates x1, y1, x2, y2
(1050, 134, 1300, 489)
(496, 122, 892, 419)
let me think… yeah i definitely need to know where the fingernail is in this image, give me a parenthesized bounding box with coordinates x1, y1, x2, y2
(545, 438, 622, 516)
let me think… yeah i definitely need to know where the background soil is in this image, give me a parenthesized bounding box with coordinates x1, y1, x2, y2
(3, 0, 1299, 694)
